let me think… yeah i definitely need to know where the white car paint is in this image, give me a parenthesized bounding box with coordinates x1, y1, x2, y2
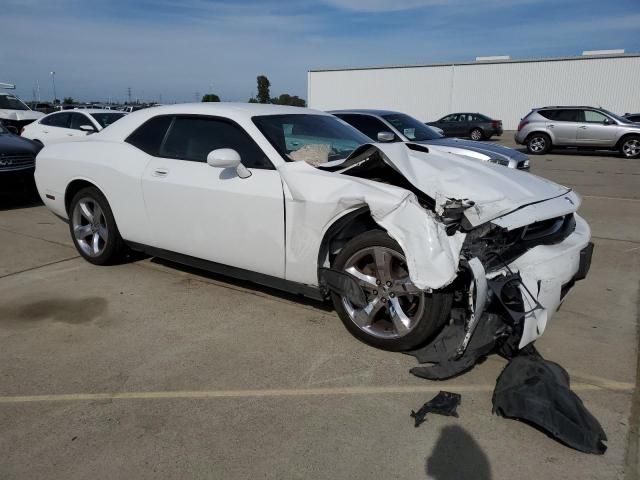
(34, 103, 591, 349)
(21, 109, 125, 145)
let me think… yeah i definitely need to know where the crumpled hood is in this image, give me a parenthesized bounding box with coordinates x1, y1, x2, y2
(336, 143, 570, 226)
(0, 109, 44, 121)
(419, 137, 529, 162)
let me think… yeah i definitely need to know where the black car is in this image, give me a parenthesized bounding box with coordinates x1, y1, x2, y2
(624, 113, 640, 123)
(0, 120, 43, 197)
(427, 113, 503, 140)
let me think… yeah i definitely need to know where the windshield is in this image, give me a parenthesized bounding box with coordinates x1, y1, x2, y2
(381, 113, 443, 141)
(0, 94, 30, 111)
(90, 112, 126, 128)
(602, 109, 635, 124)
(253, 114, 371, 166)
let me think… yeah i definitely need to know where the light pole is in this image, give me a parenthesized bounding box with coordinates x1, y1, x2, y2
(50, 71, 57, 104)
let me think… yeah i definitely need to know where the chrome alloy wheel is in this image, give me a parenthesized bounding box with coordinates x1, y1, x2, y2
(72, 197, 109, 257)
(529, 136, 546, 152)
(470, 129, 482, 141)
(341, 246, 426, 339)
(622, 138, 640, 158)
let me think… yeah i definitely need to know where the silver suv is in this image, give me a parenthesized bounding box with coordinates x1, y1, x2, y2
(515, 106, 640, 158)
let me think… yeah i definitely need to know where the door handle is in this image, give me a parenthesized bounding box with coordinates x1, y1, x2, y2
(67, 133, 74, 136)
(152, 168, 169, 177)
(42, 130, 49, 133)
(548, 124, 554, 128)
(578, 125, 587, 129)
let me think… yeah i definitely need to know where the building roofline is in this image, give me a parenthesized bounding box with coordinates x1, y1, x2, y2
(309, 52, 640, 73)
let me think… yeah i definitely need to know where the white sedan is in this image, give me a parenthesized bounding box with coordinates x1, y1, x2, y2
(35, 103, 593, 352)
(21, 109, 126, 145)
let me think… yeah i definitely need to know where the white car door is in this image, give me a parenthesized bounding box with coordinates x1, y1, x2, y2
(140, 115, 286, 278)
(34, 111, 73, 143)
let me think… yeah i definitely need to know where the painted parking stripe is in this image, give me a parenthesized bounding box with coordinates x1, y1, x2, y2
(0, 381, 633, 405)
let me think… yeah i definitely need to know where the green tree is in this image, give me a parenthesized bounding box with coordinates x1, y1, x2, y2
(201, 93, 220, 102)
(63, 97, 74, 105)
(256, 75, 271, 104)
(272, 93, 306, 107)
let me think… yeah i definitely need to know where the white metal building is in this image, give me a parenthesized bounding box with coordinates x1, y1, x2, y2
(308, 52, 640, 130)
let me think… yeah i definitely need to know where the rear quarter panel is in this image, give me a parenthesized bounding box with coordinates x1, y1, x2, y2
(34, 139, 152, 244)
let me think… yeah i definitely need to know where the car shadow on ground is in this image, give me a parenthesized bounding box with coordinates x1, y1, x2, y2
(0, 194, 42, 212)
(425, 425, 492, 480)
(148, 256, 334, 311)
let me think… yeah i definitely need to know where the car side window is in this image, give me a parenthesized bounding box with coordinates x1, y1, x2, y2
(125, 115, 173, 156)
(538, 110, 557, 120)
(337, 114, 392, 141)
(583, 110, 608, 123)
(69, 113, 93, 130)
(41, 112, 71, 128)
(553, 110, 581, 122)
(159, 116, 273, 169)
(442, 114, 457, 122)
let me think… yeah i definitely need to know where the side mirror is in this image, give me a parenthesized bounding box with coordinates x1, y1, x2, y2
(79, 125, 96, 133)
(206, 148, 251, 179)
(377, 131, 395, 143)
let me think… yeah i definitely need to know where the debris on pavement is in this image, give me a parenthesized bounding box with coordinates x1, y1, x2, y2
(407, 313, 515, 380)
(410, 391, 462, 427)
(492, 349, 607, 454)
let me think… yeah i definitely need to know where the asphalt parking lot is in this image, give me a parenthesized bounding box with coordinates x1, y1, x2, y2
(1, 133, 638, 479)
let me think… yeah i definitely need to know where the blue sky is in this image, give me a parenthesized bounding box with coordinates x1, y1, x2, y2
(2, 0, 640, 103)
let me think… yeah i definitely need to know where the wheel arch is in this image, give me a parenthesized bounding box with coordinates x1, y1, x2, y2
(615, 132, 640, 150)
(316, 206, 381, 283)
(64, 178, 110, 216)
(525, 130, 553, 145)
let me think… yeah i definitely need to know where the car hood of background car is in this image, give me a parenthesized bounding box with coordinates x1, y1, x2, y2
(0, 132, 41, 155)
(417, 137, 529, 162)
(330, 142, 570, 227)
(0, 109, 44, 121)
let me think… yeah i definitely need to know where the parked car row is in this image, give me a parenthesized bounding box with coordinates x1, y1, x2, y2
(33, 103, 593, 353)
(332, 109, 528, 169)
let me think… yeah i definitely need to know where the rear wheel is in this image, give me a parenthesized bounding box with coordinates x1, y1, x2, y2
(470, 128, 483, 141)
(68, 186, 126, 265)
(526, 133, 551, 154)
(331, 230, 453, 351)
(620, 135, 640, 158)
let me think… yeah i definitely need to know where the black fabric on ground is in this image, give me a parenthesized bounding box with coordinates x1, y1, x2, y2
(411, 391, 462, 427)
(408, 314, 511, 380)
(492, 351, 607, 454)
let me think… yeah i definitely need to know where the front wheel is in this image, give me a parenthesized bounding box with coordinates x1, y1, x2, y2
(331, 230, 453, 351)
(68, 186, 126, 265)
(620, 135, 640, 159)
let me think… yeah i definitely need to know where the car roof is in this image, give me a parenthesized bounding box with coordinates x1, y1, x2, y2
(96, 102, 330, 141)
(329, 109, 401, 116)
(537, 106, 600, 110)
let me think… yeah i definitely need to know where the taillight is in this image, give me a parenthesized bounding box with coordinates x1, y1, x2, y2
(491, 121, 499, 129)
(20, 127, 25, 135)
(517, 120, 529, 131)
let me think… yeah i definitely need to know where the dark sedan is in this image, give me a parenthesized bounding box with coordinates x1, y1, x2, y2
(427, 113, 503, 140)
(624, 113, 640, 123)
(0, 120, 42, 197)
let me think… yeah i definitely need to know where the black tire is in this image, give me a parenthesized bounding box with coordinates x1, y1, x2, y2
(330, 230, 453, 351)
(619, 135, 640, 159)
(470, 128, 484, 141)
(526, 132, 551, 154)
(68, 186, 126, 265)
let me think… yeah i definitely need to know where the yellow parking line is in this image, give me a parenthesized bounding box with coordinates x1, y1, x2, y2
(0, 381, 632, 405)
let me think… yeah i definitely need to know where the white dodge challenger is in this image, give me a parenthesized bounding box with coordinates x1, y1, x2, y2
(35, 103, 593, 352)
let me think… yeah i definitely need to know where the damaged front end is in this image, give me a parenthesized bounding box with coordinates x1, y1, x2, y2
(410, 209, 593, 380)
